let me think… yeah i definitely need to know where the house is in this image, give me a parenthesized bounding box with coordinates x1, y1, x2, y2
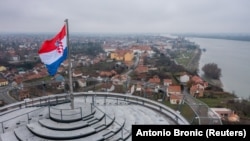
(25, 72, 43, 81)
(19, 89, 30, 101)
(110, 51, 123, 61)
(6, 73, 15, 81)
(169, 94, 184, 104)
(99, 70, 117, 78)
(167, 85, 182, 95)
(73, 70, 83, 77)
(36, 67, 49, 77)
(17, 68, 26, 74)
(227, 112, 240, 122)
(191, 75, 203, 84)
(0, 66, 7, 72)
(191, 75, 208, 87)
(190, 84, 205, 97)
(148, 75, 161, 85)
(110, 49, 134, 62)
(101, 82, 115, 92)
(0, 78, 8, 87)
(111, 74, 128, 85)
(92, 57, 101, 64)
(130, 45, 154, 56)
(135, 83, 143, 92)
(135, 65, 148, 74)
(210, 108, 240, 122)
(77, 79, 87, 88)
(179, 72, 190, 85)
(57, 67, 65, 73)
(165, 85, 182, 101)
(13, 75, 23, 85)
(9, 54, 20, 62)
(163, 79, 172, 86)
(124, 51, 134, 62)
(102, 45, 116, 53)
(61, 59, 69, 67)
(188, 75, 208, 97)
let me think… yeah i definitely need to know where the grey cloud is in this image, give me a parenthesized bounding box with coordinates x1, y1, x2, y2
(0, 0, 249, 33)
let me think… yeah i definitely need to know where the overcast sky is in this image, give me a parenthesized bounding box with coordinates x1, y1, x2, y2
(0, 0, 250, 34)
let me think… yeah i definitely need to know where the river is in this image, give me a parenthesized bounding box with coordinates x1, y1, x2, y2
(188, 37, 250, 99)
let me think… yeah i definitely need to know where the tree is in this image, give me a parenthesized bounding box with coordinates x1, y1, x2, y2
(202, 63, 221, 79)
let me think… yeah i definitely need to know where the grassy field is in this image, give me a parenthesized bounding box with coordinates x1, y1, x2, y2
(174, 49, 200, 73)
(175, 51, 193, 66)
(198, 90, 236, 107)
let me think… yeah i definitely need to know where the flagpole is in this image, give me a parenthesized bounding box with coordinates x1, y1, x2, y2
(65, 19, 74, 109)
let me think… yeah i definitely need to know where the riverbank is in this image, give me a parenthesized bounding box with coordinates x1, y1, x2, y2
(184, 45, 224, 89)
(188, 37, 250, 99)
(186, 48, 201, 73)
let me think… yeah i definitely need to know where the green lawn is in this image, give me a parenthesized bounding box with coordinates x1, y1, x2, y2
(197, 98, 227, 107)
(175, 50, 195, 66)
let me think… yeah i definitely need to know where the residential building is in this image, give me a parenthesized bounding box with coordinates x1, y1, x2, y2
(163, 79, 172, 86)
(73, 70, 83, 78)
(19, 89, 30, 101)
(111, 74, 128, 85)
(0, 78, 8, 87)
(0, 66, 7, 72)
(110, 49, 134, 62)
(167, 85, 182, 95)
(179, 72, 190, 85)
(169, 94, 184, 104)
(148, 75, 161, 85)
(210, 108, 240, 122)
(191, 75, 208, 87)
(135, 65, 148, 74)
(189, 75, 208, 97)
(190, 84, 205, 97)
(77, 79, 87, 88)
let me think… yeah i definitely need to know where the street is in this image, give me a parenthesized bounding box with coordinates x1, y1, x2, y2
(0, 85, 17, 105)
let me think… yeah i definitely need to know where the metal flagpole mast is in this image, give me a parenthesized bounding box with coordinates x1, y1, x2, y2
(65, 19, 74, 109)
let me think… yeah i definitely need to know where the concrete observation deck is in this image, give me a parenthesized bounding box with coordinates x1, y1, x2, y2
(0, 92, 189, 141)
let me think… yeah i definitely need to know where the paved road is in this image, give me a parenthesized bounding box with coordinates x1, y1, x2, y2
(0, 85, 17, 105)
(182, 86, 222, 124)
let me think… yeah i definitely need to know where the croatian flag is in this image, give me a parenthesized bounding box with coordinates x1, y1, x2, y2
(38, 25, 68, 76)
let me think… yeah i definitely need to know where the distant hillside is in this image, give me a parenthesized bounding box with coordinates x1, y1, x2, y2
(172, 33, 250, 42)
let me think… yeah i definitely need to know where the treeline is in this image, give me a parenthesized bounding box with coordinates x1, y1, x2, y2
(71, 42, 105, 56)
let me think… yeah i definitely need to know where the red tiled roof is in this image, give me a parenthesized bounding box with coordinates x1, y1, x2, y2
(168, 85, 181, 93)
(170, 94, 183, 99)
(135, 65, 148, 73)
(148, 75, 161, 84)
(191, 75, 203, 84)
(163, 79, 172, 83)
